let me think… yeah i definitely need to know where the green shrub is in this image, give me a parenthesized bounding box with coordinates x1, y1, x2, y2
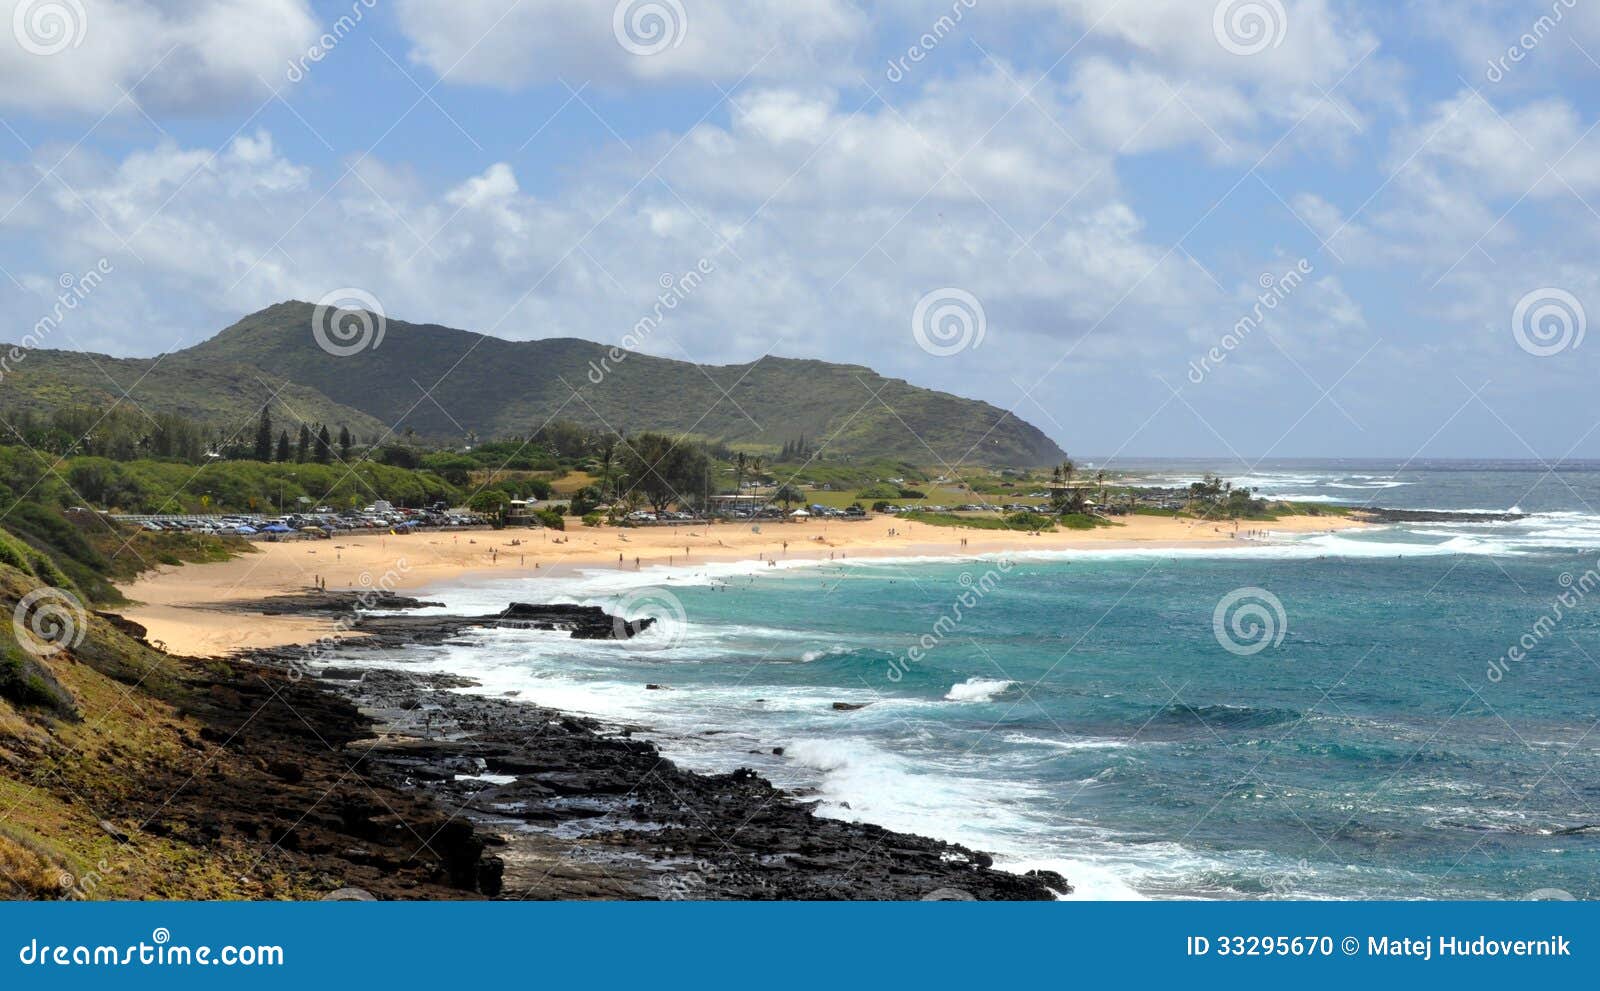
(1004, 510, 1056, 531)
(0, 643, 79, 720)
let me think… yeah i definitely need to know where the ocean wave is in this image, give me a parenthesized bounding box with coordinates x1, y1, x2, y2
(799, 645, 855, 663)
(944, 677, 1017, 702)
(1151, 703, 1301, 731)
(1004, 732, 1130, 752)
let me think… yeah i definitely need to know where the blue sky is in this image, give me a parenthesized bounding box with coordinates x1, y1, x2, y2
(1, 0, 1597, 461)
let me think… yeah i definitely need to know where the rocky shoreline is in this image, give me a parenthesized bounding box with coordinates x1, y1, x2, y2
(226, 591, 1070, 900)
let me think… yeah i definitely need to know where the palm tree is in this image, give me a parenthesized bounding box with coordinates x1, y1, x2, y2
(595, 434, 620, 502)
(735, 452, 747, 493)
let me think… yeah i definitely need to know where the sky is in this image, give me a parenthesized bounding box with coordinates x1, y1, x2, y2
(0, 0, 1597, 461)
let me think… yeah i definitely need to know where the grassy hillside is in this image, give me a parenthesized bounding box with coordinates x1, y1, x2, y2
(171, 301, 1065, 466)
(0, 554, 491, 899)
(6, 350, 389, 442)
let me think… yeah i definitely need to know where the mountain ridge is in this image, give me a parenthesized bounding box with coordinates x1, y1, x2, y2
(8, 301, 1066, 466)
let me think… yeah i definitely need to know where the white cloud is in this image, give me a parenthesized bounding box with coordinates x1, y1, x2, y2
(393, 0, 869, 89)
(1392, 91, 1600, 199)
(0, 0, 318, 115)
(1064, 57, 1256, 160)
(0, 75, 1212, 409)
(1015, 0, 1377, 88)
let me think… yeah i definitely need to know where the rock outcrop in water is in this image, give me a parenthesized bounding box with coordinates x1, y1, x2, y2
(239, 597, 653, 659)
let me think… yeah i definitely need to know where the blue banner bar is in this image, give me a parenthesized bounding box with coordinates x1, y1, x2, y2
(1, 902, 1591, 989)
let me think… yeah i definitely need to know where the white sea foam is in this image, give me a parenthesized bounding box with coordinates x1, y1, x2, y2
(799, 645, 853, 663)
(944, 677, 1016, 702)
(1004, 732, 1130, 752)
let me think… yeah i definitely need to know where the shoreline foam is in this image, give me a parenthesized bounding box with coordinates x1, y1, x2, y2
(113, 513, 1367, 656)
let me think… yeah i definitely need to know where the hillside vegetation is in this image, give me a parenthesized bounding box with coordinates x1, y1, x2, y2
(8, 301, 1063, 467)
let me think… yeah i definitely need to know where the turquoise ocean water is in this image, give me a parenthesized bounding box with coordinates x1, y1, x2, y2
(337, 460, 1600, 899)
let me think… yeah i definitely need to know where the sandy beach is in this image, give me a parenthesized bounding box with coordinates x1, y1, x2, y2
(114, 513, 1365, 657)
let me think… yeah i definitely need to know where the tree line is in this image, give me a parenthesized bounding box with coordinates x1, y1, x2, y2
(253, 408, 352, 465)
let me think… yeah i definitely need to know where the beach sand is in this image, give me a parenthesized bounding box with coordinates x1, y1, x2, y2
(113, 513, 1365, 657)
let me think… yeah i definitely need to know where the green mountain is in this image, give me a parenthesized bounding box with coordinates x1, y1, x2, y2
(2, 348, 390, 439)
(11, 301, 1066, 466)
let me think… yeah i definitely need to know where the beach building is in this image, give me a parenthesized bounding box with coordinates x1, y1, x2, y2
(505, 499, 534, 525)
